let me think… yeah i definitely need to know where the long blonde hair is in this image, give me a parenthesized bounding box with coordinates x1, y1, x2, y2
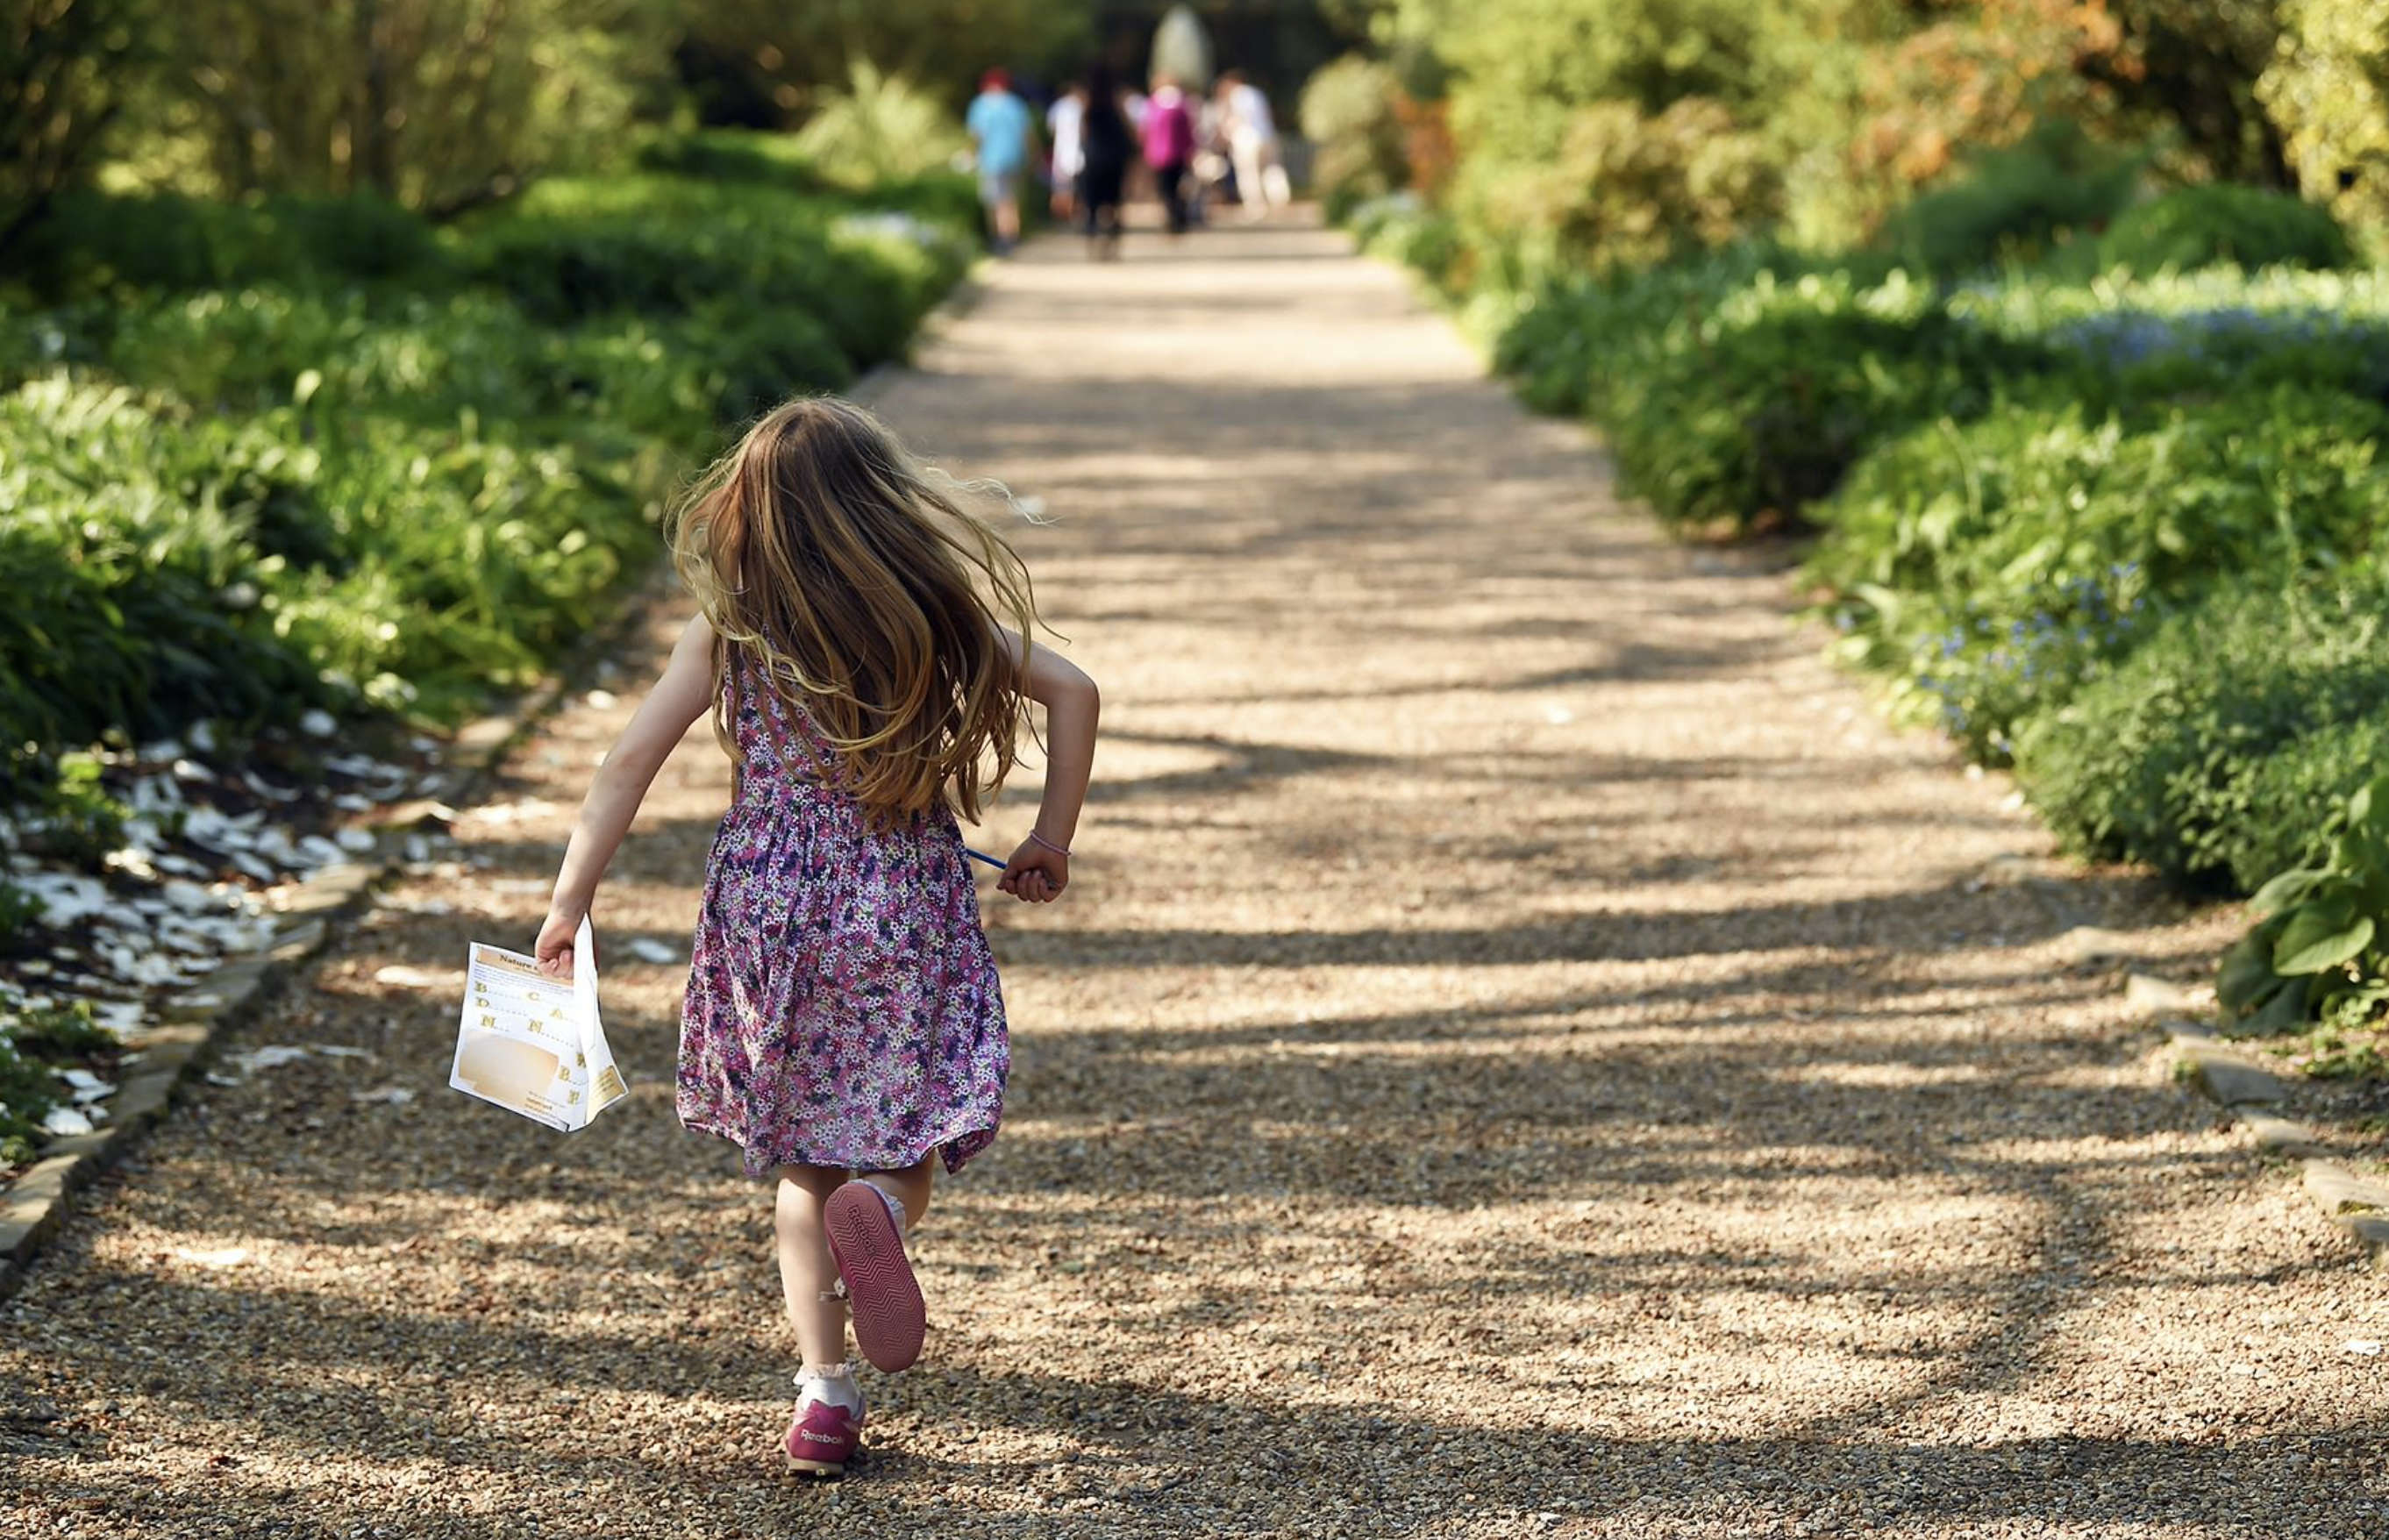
(667, 396, 1039, 823)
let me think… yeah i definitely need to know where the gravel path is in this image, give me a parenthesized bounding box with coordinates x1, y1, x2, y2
(7, 218, 2387, 1538)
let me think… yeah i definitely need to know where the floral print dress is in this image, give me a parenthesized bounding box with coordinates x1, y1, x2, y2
(677, 655, 1008, 1178)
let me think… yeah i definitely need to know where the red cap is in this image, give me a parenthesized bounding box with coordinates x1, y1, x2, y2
(981, 68, 1010, 92)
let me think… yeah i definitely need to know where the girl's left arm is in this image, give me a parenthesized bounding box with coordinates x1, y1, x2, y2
(535, 614, 718, 976)
(994, 629, 1099, 904)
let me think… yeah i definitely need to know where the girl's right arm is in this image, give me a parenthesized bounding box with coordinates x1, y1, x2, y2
(535, 614, 719, 976)
(995, 630, 1099, 904)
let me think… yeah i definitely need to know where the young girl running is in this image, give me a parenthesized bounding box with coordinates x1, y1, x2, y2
(532, 396, 1099, 1478)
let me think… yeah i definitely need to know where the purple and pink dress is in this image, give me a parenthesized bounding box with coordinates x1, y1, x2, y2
(677, 654, 1008, 1178)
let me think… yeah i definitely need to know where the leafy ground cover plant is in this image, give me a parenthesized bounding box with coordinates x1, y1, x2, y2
(2220, 774, 2389, 1043)
(1808, 388, 2389, 761)
(2019, 574, 2389, 892)
(0, 1004, 117, 1172)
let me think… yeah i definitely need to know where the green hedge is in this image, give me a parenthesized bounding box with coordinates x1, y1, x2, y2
(11, 190, 450, 300)
(2098, 183, 2357, 277)
(1489, 260, 2047, 536)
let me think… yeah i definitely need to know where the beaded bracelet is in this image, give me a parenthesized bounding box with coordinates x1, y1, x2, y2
(1027, 829, 1072, 858)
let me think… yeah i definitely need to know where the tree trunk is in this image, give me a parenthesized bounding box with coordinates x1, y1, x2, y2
(355, 0, 396, 198)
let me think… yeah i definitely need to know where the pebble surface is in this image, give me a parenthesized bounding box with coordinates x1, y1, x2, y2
(5, 217, 2387, 1538)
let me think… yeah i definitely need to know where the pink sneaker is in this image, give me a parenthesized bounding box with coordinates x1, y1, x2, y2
(824, 1181, 927, 1372)
(784, 1398, 861, 1478)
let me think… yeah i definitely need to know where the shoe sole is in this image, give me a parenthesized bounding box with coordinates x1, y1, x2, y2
(824, 1184, 926, 1372)
(784, 1451, 847, 1479)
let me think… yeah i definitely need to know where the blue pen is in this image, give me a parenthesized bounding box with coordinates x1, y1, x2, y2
(963, 846, 1008, 871)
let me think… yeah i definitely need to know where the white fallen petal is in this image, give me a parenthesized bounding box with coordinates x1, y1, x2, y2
(89, 1001, 145, 1036)
(297, 835, 346, 867)
(625, 938, 681, 965)
(300, 709, 338, 738)
(584, 688, 619, 709)
(172, 759, 215, 783)
(40, 1106, 94, 1137)
(103, 846, 159, 880)
(244, 774, 302, 805)
(228, 1045, 310, 1074)
(2347, 1339, 2383, 1357)
(128, 778, 181, 816)
(351, 1086, 415, 1106)
(162, 880, 218, 915)
(204, 824, 260, 855)
(18, 871, 111, 926)
(403, 834, 431, 865)
(232, 852, 277, 883)
(314, 1045, 374, 1060)
(61, 1068, 107, 1092)
(332, 794, 374, 813)
(335, 828, 377, 853)
(188, 721, 218, 752)
(151, 852, 208, 877)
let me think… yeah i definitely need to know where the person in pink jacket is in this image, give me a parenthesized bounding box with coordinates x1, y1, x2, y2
(1141, 74, 1196, 237)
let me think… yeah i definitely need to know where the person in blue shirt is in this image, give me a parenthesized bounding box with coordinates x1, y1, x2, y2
(966, 70, 1034, 255)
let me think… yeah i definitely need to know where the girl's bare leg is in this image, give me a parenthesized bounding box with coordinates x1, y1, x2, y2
(773, 1164, 850, 1366)
(859, 1152, 936, 1229)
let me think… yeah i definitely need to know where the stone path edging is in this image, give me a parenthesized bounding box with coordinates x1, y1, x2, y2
(0, 271, 981, 1301)
(2134, 971, 2389, 1268)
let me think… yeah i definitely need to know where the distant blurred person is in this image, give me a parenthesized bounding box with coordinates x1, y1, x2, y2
(966, 68, 1033, 255)
(1047, 80, 1085, 222)
(1075, 66, 1134, 260)
(1190, 85, 1228, 225)
(1218, 70, 1288, 219)
(1141, 74, 1197, 237)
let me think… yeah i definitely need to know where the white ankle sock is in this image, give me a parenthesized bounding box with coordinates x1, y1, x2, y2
(861, 1180, 908, 1236)
(796, 1363, 863, 1414)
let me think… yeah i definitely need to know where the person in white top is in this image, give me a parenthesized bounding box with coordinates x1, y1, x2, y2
(1047, 82, 1086, 219)
(1216, 69, 1289, 219)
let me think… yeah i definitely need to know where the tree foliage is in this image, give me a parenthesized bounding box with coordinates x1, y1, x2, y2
(0, 0, 145, 241)
(673, 0, 1091, 125)
(147, 0, 666, 212)
(1312, 0, 2389, 273)
(2260, 0, 2389, 230)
